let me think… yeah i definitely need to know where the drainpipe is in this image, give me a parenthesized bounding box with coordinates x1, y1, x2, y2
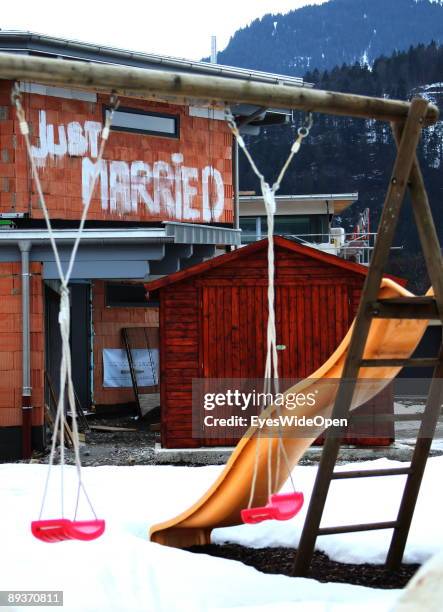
(233, 139, 240, 238)
(19, 241, 32, 459)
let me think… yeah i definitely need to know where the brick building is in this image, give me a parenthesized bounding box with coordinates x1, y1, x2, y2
(0, 31, 312, 459)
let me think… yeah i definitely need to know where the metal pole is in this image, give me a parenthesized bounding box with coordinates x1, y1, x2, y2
(0, 52, 438, 125)
(19, 240, 32, 459)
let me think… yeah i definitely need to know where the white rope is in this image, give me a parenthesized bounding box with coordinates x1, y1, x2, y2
(12, 84, 119, 519)
(225, 109, 312, 507)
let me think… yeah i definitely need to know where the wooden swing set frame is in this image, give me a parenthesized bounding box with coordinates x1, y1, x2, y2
(1, 52, 442, 574)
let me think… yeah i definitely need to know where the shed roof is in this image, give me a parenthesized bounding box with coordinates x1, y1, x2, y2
(145, 236, 373, 292)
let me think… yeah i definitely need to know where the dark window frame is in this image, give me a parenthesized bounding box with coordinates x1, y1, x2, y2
(103, 105, 180, 139)
(105, 282, 159, 308)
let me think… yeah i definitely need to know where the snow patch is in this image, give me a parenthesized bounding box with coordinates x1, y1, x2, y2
(360, 49, 370, 67)
(214, 456, 443, 565)
(0, 462, 407, 611)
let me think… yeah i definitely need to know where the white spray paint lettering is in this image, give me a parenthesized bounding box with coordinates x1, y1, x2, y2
(31, 110, 225, 220)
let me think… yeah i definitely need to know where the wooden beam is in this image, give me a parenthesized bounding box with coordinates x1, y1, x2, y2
(0, 52, 439, 124)
(392, 124, 443, 323)
(368, 297, 438, 319)
(293, 97, 429, 577)
(386, 344, 443, 569)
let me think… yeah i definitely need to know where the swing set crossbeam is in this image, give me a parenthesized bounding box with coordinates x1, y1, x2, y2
(0, 51, 438, 125)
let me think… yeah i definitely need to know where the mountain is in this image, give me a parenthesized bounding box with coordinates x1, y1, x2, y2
(213, 0, 443, 76)
(235, 42, 443, 291)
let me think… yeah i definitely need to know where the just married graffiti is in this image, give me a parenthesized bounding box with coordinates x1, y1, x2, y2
(30, 110, 226, 220)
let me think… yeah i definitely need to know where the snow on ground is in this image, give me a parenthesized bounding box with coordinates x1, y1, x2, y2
(2, 457, 443, 611)
(215, 456, 443, 565)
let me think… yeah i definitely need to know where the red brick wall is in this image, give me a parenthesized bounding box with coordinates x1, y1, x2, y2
(92, 281, 158, 407)
(0, 262, 44, 428)
(0, 81, 233, 224)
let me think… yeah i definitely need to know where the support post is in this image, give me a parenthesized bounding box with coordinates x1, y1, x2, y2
(386, 344, 443, 569)
(293, 97, 429, 577)
(19, 240, 32, 459)
(385, 126, 443, 569)
(391, 124, 443, 321)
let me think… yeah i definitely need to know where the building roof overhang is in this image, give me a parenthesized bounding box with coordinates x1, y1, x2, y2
(0, 222, 241, 280)
(0, 222, 240, 246)
(0, 30, 312, 129)
(239, 193, 359, 216)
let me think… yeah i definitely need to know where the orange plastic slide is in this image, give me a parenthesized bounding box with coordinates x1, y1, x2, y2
(150, 279, 431, 548)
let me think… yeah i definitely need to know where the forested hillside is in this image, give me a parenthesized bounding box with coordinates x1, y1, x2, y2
(214, 0, 443, 75)
(237, 42, 443, 288)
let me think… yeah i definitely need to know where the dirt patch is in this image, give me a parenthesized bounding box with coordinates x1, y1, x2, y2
(29, 414, 158, 466)
(186, 544, 418, 589)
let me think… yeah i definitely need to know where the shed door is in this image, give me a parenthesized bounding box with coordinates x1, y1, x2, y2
(200, 282, 354, 446)
(275, 283, 352, 379)
(200, 285, 267, 446)
(201, 283, 352, 380)
(201, 285, 267, 380)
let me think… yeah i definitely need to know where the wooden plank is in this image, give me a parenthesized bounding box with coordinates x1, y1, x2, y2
(231, 285, 241, 377)
(304, 285, 313, 376)
(89, 425, 137, 432)
(247, 286, 256, 378)
(327, 285, 336, 359)
(160, 291, 167, 447)
(257, 286, 265, 379)
(368, 297, 438, 319)
(202, 287, 210, 378)
(296, 286, 305, 378)
(311, 285, 321, 371)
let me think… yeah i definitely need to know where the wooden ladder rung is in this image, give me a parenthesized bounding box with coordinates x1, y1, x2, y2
(318, 521, 398, 536)
(331, 467, 411, 480)
(360, 357, 440, 368)
(368, 297, 438, 319)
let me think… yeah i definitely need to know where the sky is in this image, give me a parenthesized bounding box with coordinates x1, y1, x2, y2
(1, 0, 328, 61)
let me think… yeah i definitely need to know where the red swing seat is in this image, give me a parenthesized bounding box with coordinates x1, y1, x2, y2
(269, 492, 304, 520)
(31, 519, 105, 543)
(68, 519, 105, 541)
(31, 519, 73, 543)
(241, 492, 304, 524)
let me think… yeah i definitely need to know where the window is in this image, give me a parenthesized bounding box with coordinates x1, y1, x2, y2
(105, 107, 179, 138)
(240, 215, 330, 244)
(239, 217, 259, 243)
(105, 283, 159, 308)
(263, 215, 329, 242)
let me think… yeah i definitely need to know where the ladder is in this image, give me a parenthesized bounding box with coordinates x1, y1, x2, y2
(293, 98, 443, 576)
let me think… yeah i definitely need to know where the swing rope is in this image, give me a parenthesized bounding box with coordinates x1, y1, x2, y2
(225, 109, 313, 508)
(12, 84, 119, 520)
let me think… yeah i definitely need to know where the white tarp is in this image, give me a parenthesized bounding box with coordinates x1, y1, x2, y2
(103, 348, 158, 388)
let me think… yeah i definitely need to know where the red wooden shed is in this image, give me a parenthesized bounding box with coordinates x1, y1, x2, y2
(146, 236, 394, 449)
